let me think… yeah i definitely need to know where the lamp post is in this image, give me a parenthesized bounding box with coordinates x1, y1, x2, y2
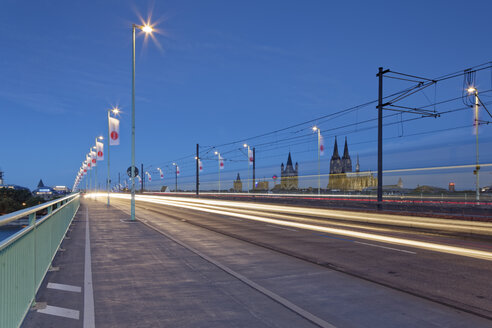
(214, 151, 221, 193)
(106, 107, 119, 206)
(130, 22, 154, 221)
(172, 163, 178, 192)
(468, 87, 480, 202)
(243, 144, 251, 193)
(312, 126, 321, 195)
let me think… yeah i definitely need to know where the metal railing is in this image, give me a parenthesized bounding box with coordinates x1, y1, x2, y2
(0, 193, 80, 328)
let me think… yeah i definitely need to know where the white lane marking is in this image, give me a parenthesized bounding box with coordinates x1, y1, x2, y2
(354, 241, 416, 254)
(47, 283, 82, 293)
(228, 217, 243, 222)
(38, 305, 80, 320)
(266, 224, 298, 232)
(84, 208, 95, 328)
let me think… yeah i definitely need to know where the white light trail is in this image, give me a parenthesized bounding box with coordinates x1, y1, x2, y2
(90, 193, 492, 261)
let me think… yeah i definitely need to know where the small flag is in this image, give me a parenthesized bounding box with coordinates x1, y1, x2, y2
(96, 141, 104, 160)
(176, 165, 180, 176)
(199, 159, 203, 172)
(109, 117, 120, 145)
(248, 148, 253, 165)
(319, 134, 324, 156)
(219, 155, 224, 169)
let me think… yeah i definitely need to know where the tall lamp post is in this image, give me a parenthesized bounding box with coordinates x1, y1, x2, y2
(130, 22, 154, 221)
(312, 126, 321, 195)
(214, 151, 221, 192)
(468, 87, 481, 202)
(106, 107, 119, 206)
(172, 163, 178, 192)
(95, 136, 103, 193)
(243, 144, 251, 193)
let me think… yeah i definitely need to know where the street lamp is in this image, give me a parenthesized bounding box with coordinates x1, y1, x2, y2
(172, 163, 178, 192)
(215, 151, 221, 192)
(312, 126, 321, 195)
(130, 22, 154, 221)
(468, 87, 480, 202)
(106, 107, 119, 206)
(243, 143, 251, 193)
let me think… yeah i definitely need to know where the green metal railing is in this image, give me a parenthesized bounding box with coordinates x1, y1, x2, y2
(0, 193, 80, 328)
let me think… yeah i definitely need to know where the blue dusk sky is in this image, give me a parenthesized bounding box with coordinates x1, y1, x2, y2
(0, 0, 491, 191)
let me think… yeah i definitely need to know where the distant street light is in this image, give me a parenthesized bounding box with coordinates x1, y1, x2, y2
(130, 22, 154, 221)
(468, 87, 480, 202)
(172, 163, 178, 192)
(243, 144, 251, 193)
(313, 126, 321, 195)
(214, 151, 221, 192)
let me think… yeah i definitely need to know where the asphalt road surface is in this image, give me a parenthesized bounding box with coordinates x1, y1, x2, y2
(104, 194, 492, 322)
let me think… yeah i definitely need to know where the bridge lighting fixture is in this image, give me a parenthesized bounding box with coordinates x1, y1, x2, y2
(467, 87, 477, 94)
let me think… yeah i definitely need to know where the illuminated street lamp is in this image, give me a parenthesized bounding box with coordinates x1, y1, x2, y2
(468, 87, 480, 202)
(130, 22, 154, 221)
(312, 126, 321, 195)
(106, 107, 119, 206)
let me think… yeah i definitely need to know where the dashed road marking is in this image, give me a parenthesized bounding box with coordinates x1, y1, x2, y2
(267, 224, 298, 232)
(47, 283, 81, 293)
(354, 241, 416, 254)
(38, 305, 80, 320)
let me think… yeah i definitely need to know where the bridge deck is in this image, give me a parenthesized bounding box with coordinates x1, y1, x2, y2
(21, 197, 492, 328)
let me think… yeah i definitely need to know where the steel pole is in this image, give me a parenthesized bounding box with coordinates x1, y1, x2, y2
(377, 67, 384, 209)
(107, 110, 110, 206)
(196, 144, 199, 196)
(131, 25, 136, 221)
(317, 129, 320, 195)
(475, 92, 480, 202)
(175, 165, 178, 192)
(247, 146, 250, 193)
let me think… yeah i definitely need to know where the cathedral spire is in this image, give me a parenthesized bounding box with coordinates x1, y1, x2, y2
(356, 154, 360, 172)
(332, 137, 340, 159)
(343, 137, 350, 159)
(286, 152, 293, 167)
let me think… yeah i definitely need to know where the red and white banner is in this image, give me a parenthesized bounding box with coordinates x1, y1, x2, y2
(319, 134, 324, 156)
(219, 155, 224, 169)
(248, 148, 253, 165)
(146, 172, 152, 182)
(86, 155, 92, 169)
(157, 168, 164, 179)
(96, 141, 104, 160)
(109, 117, 120, 145)
(90, 151, 97, 167)
(199, 159, 203, 172)
(176, 166, 180, 176)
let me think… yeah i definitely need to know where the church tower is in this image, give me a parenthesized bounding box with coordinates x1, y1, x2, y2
(329, 137, 342, 174)
(342, 137, 352, 173)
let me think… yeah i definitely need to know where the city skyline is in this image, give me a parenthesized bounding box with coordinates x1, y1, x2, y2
(1, 1, 491, 190)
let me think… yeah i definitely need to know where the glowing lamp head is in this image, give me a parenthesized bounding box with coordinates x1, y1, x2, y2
(112, 107, 120, 115)
(312, 126, 318, 131)
(243, 143, 248, 148)
(141, 25, 153, 34)
(214, 151, 218, 155)
(98, 136, 103, 140)
(467, 87, 477, 94)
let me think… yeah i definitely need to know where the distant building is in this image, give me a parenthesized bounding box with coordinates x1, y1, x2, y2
(53, 186, 71, 195)
(327, 137, 376, 191)
(279, 152, 299, 190)
(32, 179, 56, 200)
(255, 180, 269, 191)
(233, 173, 243, 192)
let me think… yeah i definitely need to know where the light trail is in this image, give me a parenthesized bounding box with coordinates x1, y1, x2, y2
(92, 193, 492, 261)
(130, 194, 492, 235)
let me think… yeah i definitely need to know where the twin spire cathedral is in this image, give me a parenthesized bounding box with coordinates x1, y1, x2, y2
(329, 137, 359, 175)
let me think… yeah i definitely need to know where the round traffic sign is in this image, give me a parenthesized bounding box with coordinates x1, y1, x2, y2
(127, 166, 139, 177)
